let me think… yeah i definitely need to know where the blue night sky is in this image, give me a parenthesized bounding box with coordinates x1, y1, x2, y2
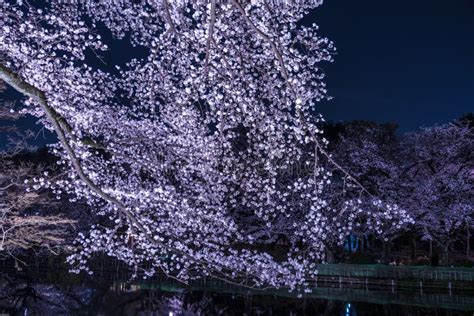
(309, 0, 473, 131)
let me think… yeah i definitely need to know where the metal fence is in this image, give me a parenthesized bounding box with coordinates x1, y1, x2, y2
(315, 264, 474, 282)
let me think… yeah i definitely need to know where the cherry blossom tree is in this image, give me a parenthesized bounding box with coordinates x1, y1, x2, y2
(329, 121, 414, 259)
(0, 1, 410, 288)
(401, 119, 473, 263)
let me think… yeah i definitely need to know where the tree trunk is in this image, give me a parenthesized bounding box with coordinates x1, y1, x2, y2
(411, 238, 417, 262)
(429, 239, 433, 258)
(382, 241, 391, 263)
(430, 243, 439, 267)
(442, 243, 450, 265)
(325, 249, 335, 263)
(467, 225, 471, 259)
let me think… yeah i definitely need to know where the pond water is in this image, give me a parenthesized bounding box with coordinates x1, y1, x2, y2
(1, 258, 473, 315)
(1, 276, 473, 315)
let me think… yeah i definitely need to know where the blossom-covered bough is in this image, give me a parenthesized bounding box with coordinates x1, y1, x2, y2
(0, 0, 412, 290)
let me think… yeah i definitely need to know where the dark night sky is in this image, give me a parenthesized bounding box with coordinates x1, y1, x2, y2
(310, 0, 474, 131)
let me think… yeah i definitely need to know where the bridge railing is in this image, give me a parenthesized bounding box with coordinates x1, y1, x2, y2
(315, 264, 474, 282)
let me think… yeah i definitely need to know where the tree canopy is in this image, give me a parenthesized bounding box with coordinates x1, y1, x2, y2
(0, 1, 411, 289)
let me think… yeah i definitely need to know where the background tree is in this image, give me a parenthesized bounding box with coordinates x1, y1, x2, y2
(328, 121, 414, 261)
(324, 117, 473, 264)
(0, 84, 75, 259)
(401, 119, 473, 264)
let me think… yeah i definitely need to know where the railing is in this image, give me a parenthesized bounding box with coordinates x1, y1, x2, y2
(315, 264, 474, 282)
(119, 277, 474, 311)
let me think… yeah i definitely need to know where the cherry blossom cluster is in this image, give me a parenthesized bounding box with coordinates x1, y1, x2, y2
(1, 0, 411, 289)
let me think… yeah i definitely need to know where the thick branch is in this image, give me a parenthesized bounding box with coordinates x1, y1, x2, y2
(203, 0, 217, 77)
(231, 0, 290, 82)
(162, 0, 177, 35)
